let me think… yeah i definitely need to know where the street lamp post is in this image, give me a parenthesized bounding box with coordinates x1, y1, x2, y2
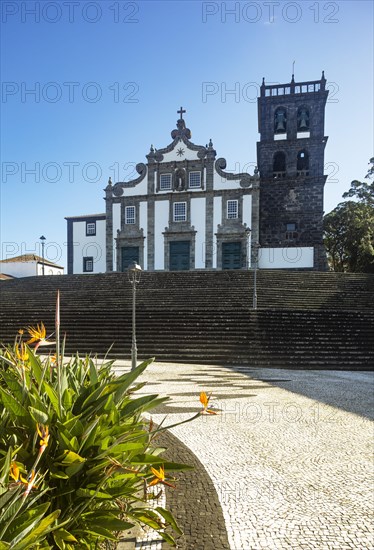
(128, 261, 142, 371)
(39, 236, 46, 276)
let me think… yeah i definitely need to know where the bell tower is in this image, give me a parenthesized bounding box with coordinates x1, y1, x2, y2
(257, 72, 329, 270)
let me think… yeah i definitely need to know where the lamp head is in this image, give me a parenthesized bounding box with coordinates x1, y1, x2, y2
(128, 261, 142, 282)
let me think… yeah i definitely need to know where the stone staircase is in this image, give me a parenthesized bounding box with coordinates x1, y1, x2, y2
(0, 271, 373, 369)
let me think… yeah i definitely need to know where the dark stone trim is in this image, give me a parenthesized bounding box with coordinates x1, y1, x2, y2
(215, 158, 259, 189)
(64, 214, 106, 222)
(156, 430, 231, 550)
(112, 163, 147, 197)
(66, 218, 73, 275)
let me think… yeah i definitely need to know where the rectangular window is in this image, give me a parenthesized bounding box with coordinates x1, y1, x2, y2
(86, 222, 96, 236)
(189, 171, 201, 188)
(227, 200, 238, 219)
(83, 257, 94, 272)
(173, 202, 187, 222)
(286, 223, 298, 240)
(125, 206, 136, 224)
(160, 173, 172, 190)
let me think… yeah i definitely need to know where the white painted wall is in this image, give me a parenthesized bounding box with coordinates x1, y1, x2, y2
(119, 178, 148, 197)
(36, 264, 63, 276)
(213, 172, 242, 190)
(72, 219, 106, 274)
(0, 261, 63, 277)
(258, 247, 314, 269)
(112, 203, 121, 271)
(160, 146, 199, 163)
(213, 196, 222, 268)
(191, 197, 206, 268)
(139, 201, 148, 270)
(154, 200, 169, 270)
(0, 261, 37, 277)
(242, 195, 252, 230)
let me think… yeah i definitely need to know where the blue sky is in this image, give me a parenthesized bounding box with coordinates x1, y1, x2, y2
(1, 0, 373, 269)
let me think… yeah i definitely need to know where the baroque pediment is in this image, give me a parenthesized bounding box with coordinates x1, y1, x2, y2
(146, 111, 216, 164)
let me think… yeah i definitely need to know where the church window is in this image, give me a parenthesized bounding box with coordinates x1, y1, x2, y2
(160, 173, 172, 190)
(227, 200, 238, 219)
(173, 202, 186, 222)
(286, 223, 298, 241)
(297, 107, 310, 131)
(274, 107, 287, 134)
(86, 222, 96, 236)
(83, 257, 94, 272)
(273, 152, 286, 178)
(189, 171, 201, 188)
(125, 206, 136, 224)
(297, 150, 309, 175)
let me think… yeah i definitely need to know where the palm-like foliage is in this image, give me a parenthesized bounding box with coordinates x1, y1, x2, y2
(0, 318, 198, 548)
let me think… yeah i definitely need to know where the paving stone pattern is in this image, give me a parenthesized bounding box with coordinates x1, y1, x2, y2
(125, 363, 374, 550)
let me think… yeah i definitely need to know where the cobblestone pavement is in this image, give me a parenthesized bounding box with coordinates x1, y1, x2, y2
(115, 363, 374, 550)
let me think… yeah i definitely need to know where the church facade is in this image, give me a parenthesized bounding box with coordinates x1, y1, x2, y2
(66, 74, 329, 274)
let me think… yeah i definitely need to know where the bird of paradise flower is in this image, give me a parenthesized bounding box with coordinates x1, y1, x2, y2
(26, 322, 55, 351)
(199, 391, 218, 415)
(148, 465, 176, 489)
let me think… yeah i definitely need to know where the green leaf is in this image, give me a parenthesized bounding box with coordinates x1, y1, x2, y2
(53, 528, 77, 549)
(1, 372, 23, 403)
(120, 395, 169, 418)
(0, 388, 28, 418)
(6, 503, 50, 543)
(43, 383, 60, 417)
(88, 359, 99, 385)
(0, 448, 12, 486)
(27, 350, 43, 386)
(130, 455, 194, 471)
(65, 462, 85, 477)
(130, 510, 161, 530)
(97, 442, 144, 458)
(0, 542, 11, 549)
(160, 531, 177, 546)
(29, 406, 49, 425)
(79, 418, 100, 453)
(57, 450, 86, 465)
(82, 512, 134, 531)
(81, 526, 117, 541)
(156, 506, 183, 535)
(11, 510, 60, 550)
(76, 488, 112, 500)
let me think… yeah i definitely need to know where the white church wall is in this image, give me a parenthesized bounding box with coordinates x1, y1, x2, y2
(119, 178, 148, 197)
(154, 200, 169, 270)
(212, 196, 222, 268)
(160, 148, 200, 163)
(191, 197, 206, 268)
(242, 195, 252, 228)
(258, 247, 314, 269)
(139, 201, 148, 270)
(0, 261, 37, 277)
(213, 172, 241, 191)
(73, 220, 106, 274)
(243, 194, 252, 267)
(112, 203, 121, 271)
(36, 264, 63, 276)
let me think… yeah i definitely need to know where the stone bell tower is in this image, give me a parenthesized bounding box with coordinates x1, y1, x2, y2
(257, 72, 329, 270)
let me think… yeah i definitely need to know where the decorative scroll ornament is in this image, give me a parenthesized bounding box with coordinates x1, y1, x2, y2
(112, 163, 147, 197)
(215, 158, 259, 188)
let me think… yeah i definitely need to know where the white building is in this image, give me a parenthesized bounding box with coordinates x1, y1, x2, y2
(66, 76, 329, 273)
(0, 254, 64, 277)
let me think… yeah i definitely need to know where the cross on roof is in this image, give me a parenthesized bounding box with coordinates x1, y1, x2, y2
(177, 106, 186, 120)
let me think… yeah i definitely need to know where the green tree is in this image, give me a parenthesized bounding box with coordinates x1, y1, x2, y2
(324, 158, 374, 273)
